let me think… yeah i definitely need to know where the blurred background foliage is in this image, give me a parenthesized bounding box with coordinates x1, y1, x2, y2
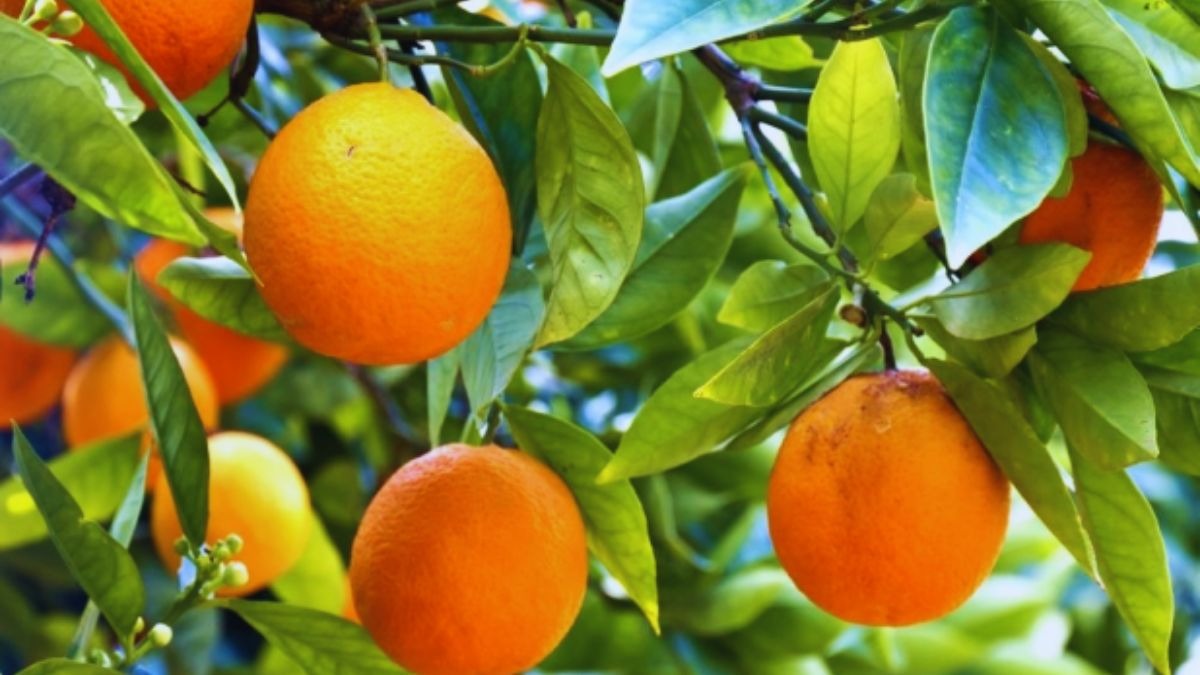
(3, 1, 1200, 673)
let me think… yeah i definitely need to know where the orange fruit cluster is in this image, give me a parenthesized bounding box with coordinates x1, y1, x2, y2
(767, 370, 1010, 626)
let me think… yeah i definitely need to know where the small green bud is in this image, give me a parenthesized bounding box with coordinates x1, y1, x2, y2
(210, 542, 231, 563)
(148, 624, 173, 648)
(133, 616, 146, 635)
(223, 561, 250, 589)
(32, 0, 58, 21)
(50, 10, 82, 37)
(223, 534, 244, 555)
(172, 537, 190, 557)
(88, 649, 112, 667)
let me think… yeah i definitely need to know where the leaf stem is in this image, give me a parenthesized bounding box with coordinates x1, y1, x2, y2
(748, 106, 808, 141)
(754, 84, 813, 103)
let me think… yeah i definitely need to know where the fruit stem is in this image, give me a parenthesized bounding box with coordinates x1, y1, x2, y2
(360, 4, 392, 83)
(879, 323, 898, 371)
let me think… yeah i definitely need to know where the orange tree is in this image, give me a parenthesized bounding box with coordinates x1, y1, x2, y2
(1, 0, 1199, 673)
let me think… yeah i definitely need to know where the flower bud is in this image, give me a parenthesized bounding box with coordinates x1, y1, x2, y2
(32, 0, 58, 21)
(50, 10, 82, 37)
(148, 624, 173, 648)
(223, 561, 250, 589)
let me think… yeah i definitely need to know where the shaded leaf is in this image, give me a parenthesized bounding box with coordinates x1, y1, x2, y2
(460, 263, 544, 415)
(917, 318, 1036, 378)
(159, 257, 287, 342)
(0, 246, 109, 348)
(718, 261, 830, 332)
(426, 352, 460, 447)
(861, 173, 939, 264)
(1048, 264, 1200, 351)
(671, 567, 790, 636)
(1150, 387, 1200, 474)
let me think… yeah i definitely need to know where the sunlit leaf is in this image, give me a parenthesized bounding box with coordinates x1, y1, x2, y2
(159, 257, 287, 342)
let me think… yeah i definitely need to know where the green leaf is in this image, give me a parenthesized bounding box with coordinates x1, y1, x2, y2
(1028, 329, 1157, 468)
(603, 338, 759, 481)
(159, 257, 287, 342)
(11, 427, 144, 638)
(128, 275, 208, 547)
(1102, 0, 1200, 90)
(723, 37, 823, 72)
(861, 173, 939, 264)
(725, 342, 882, 453)
(67, 0, 241, 217)
(0, 248, 110, 348)
(535, 54, 644, 346)
(698, 287, 839, 407)
(271, 515, 347, 615)
(17, 660, 114, 675)
(1021, 36, 1090, 158)
(564, 166, 748, 349)
(672, 567, 791, 636)
(651, 62, 723, 200)
(718, 261, 830, 332)
(1048, 265, 1200, 351)
(108, 452, 148, 547)
(426, 351, 460, 447)
(437, 8, 541, 251)
(1150, 387, 1200, 474)
(0, 435, 139, 551)
(899, 26, 936, 196)
(503, 406, 659, 632)
(927, 359, 1096, 577)
(74, 50, 143, 124)
(1132, 328, 1200, 376)
(0, 16, 200, 243)
(601, 0, 808, 76)
(808, 38, 902, 233)
(917, 318, 1036, 378)
(924, 244, 1090, 340)
(459, 263, 544, 415)
(220, 599, 403, 675)
(1069, 447, 1173, 674)
(925, 7, 1069, 266)
(1005, 0, 1200, 186)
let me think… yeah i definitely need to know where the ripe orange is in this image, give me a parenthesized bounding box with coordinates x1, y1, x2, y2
(349, 444, 588, 674)
(1, 0, 255, 103)
(0, 242, 76, 428)
(1019, 142, 1163, 292)
(61, 334, 219, 448)
(244, 83, 511, 365)
(767, 370, 1010, 626)
(151, 431, 312, 596)
(135, 213, 289, 405)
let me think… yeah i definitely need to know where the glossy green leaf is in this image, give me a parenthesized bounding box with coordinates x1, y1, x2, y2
(565, 166, 748, 349)
(672, 567, 791, 636)
(159, 257, 287, 342)
(925, 7, 1069, 266)
(1048, 265, 1200, 351)
(1133, 329, 1200, 376)
(0, 435, 139, 551)
(899, 26, 936, 196)
(724, 37, 822, 71)
(603, 338, 758, 481)
(0, 248, 110, 348)
(927, 360, 1096, 576)
(861, 173, 939, 264)
(725, 342, 880, 453)
(809, 38, 901, 233)
(67, 0, 241, 217)
(1102, 0, 1200, 90)
(1150, 387, 1200, 474)
(0, 16, 199, 243)
(535, 54, 644, 346)
(1069, 447, 1173, 674)
(460, 263, 544, 415)
(437, 8, 541, 250)
(128, 275, 208, 548)
(73, 50, 143, 124)
(1006, 0, 1200, 186)
(917, 318, 1036, 378)
(1028, 329, 1157, 468)
(1021, 36, 1089, 158)
(11, 428, 144, 638)
(108, 452, 148, 547)
(272, 515, 347, 615)
(925, 244, 1089, 340)
(220, 599, 402, 674)
(718, 262, 830, 332)
(698, 288, 839, 406)
(601, 0, 808, 76)
(503, 406, 659, 631)
(426, 351, 460, 447)
(651, 62, 722, 200)
(17, 660, 114, 675)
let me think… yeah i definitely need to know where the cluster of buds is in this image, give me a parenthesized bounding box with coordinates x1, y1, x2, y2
(175, 533, 251, 598)
(84, 617, 173, 667)
(23, 0, 83, 37)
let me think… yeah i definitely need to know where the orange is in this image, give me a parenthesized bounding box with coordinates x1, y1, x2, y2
(767, 370, 1010, 626)
(1, 0, 255, 103)
(61, 334, 219, 454)
(244, 83, 511, 365)
(0, 242, 76, 428)
(1019, 142, 1163, 292)
(134, 213, 289, 405)
(349, 444, 587, 674)
(342, 577, 359, 623)
(151, 431, 312, 596)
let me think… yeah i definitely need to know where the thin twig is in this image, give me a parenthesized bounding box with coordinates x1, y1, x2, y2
(375, 22, 613, 45)
(232, 99, 277, 139)
(556, 0, 578, 27)
(361, 4, 391, 83)
(754, 84, 813, 104)
(749, 106, 808, 141)
(398, 41, 434, 102)
(345, 363, 420, 457)
(374, 0, 465, 20)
